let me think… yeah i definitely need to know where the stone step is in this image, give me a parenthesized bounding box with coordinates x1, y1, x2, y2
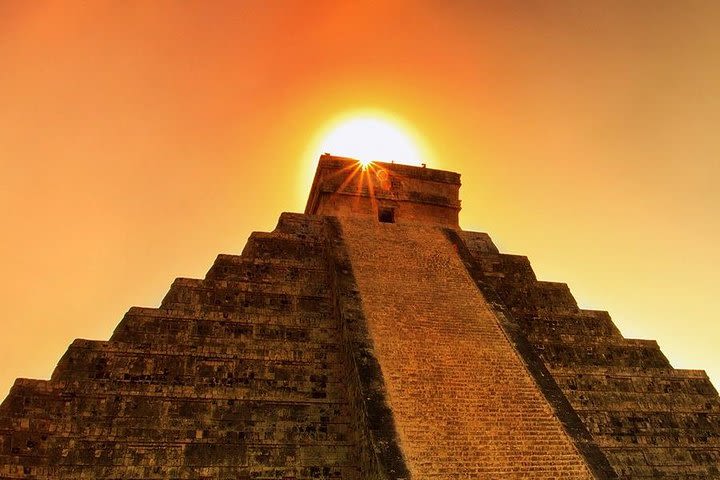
(1, 419, 354, 456)
(581, 410, 720, 436)
(594, 432, 720, 449)
(1, 391, 354, 454)
(612, 463, 720, 479)
(566, 389, 720, 413)
(2, 388, 350, 425)
(487, 280, 579, 315)
(0, 441, 358, 471)
(458, 231, 499, 255)
(519, 309, 623, 339)
(4, 379, 352, 406)
(536, 336, 662, 348)
(49, 341, 344, 395)
(274, 212, 329, 238)
(112, 306, 340, 344)
(551, 366, 711, 380)
(241, 231, 327, 264)
(536, 339, 671, 369)
(117, 306, 334, 329)
(56, 338, 341, 365)
(1, 412, 353, 434)
(605, 446, 720, 477)
(471, 252, 536, 280)
(0, 462, 360, 480)
(111, 312, 341, 347)
(161, 276, 331, 308)
(553, 368, 716, 395)
(14, 378, 346, 407)
(199, 271, 331, 294)
(161, 285, 333, 317)
(205, 254, 328, 283)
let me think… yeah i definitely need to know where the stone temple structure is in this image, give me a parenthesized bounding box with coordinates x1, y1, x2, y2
(1, 154, 719, 479)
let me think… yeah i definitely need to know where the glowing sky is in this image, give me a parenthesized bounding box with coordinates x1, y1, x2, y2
(315, 112, 427, 167)
(0, 1, 719, 397)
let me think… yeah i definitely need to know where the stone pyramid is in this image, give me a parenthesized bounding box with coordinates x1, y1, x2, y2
(1, 155, 718, 479)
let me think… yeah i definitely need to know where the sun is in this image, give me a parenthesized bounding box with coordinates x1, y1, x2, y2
(315, 112, 426, 168)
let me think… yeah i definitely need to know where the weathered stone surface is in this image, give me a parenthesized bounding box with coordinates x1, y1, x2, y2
(453, 230, 720, 479)
(0, 213, 376, 479)
(1, 154, 718, 479)
(338, 218, 594, 479)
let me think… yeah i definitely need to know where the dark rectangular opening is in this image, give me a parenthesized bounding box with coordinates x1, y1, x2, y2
(378, 207, 395, 223)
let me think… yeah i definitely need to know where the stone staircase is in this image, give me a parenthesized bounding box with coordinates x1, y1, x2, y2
(338, 218, 594, 479)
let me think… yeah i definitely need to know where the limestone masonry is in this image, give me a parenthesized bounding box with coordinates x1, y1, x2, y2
(1, 154, 718, 479)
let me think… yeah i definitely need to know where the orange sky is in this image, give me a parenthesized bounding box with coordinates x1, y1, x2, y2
(1, 1, 719, 397)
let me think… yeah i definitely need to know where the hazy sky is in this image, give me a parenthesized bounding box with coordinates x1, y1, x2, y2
(1, 1, 718, 397)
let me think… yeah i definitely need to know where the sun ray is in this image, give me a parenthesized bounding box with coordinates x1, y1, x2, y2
(335, 162, 363, 193)
(366, 165, 378, 213)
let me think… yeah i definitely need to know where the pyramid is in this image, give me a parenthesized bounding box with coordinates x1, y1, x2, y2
(1, 154, 718, 479)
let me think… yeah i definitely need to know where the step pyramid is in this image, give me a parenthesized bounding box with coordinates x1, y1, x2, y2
(1, 154, 718, 479)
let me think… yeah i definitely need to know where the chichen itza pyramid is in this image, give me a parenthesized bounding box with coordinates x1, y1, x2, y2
(1, 154, 718, 479)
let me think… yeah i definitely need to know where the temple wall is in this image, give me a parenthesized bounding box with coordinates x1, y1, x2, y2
(313, 192, 458, 227)
(306, 155, 461, 227)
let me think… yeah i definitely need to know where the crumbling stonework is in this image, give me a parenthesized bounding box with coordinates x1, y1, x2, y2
(0, 154, 718, 479)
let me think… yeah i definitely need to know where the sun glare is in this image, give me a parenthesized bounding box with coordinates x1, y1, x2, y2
(316, 113, 426, 167)
(298, 110, 431, 205)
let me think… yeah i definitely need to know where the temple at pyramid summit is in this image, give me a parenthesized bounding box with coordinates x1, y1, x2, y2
(1, 154, 719, 479)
